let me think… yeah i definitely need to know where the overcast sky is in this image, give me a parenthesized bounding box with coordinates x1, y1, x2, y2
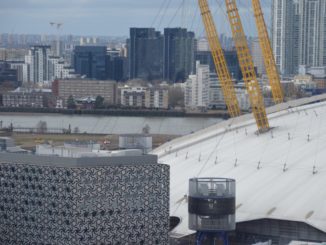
(0, 0, 272, 37)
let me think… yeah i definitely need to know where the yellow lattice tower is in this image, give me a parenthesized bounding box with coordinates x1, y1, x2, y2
(225, 0, 269, 131)
(252, 0, 284, 104)
(198, 0, 241, 118)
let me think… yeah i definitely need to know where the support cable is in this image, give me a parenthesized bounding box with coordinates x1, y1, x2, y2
(151, 0, 168, 28)
(157, 0, 173, 30)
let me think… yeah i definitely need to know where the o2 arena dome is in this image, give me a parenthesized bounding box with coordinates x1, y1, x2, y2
(153, 95, 326, 244)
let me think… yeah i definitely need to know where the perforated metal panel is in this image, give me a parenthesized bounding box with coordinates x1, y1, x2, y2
(0, 159, 169, 244)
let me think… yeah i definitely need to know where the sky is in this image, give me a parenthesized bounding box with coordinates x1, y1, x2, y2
(0, 0, 272, 37)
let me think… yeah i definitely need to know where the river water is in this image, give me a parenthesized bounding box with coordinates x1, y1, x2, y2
(0, 113, 223, 135)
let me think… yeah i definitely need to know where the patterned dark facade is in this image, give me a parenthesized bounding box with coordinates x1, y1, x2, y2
(0, 154, 169, 244)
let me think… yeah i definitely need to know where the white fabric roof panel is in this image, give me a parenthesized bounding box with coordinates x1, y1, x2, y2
(153, 100, 326, 237)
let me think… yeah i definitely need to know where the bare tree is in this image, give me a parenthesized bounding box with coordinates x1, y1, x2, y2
(142, 124, 150, 134)
(168, 86, 185, 108)
(36, 121, 47, 134)
(73, 127, 80, 134)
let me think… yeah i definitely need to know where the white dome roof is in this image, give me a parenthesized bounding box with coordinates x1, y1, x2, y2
(153, 95, 326, 238)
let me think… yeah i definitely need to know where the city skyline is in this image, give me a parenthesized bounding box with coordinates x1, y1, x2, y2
(0, 0, 272, 36)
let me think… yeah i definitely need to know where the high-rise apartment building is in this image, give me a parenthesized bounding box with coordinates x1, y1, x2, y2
(185, 61, 210, 109)
(163, 28, 195, 82)
(129, 28, 164, 81)
(272, 0, 299, 76)
(73, 46, 107, 80)
(25, 46, 51, 83)
(298, 0, 326, 67)
(272, 0, 326, 76)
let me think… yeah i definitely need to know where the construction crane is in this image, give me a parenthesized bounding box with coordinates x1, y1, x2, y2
(50, 22, 63, 29)
(198, 0, 241, 118)
(225, 0, 269, 132)
(252, 0, 284, 104)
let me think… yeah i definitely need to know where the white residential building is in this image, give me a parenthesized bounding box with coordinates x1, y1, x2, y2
(235, 86, 251, 111)
(120, 86, 169, 109)
(197, 38, 209, 52)
(208, 73, 224, 108)
(120, 87, 147, 107)
(47, 56, 76, 81)
(185, 61, 210, 109)
(9, 62, 26, 83)
(272, 0, 300, 75)
(298, 0, 326, 67)
(24, 46, 51, 84)
(272, 0, 326, 75)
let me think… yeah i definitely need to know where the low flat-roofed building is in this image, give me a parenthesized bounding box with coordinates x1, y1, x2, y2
(2, 87, 54, 108)
(57, 79, 116, 107)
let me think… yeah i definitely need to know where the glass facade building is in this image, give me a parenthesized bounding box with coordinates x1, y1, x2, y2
(163, 28, 195, 83)
(73, 46, 107, 80)
(129, 28, 164, 81)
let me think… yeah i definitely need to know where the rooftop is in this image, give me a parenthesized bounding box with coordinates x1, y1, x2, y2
(0, 153, 157, 168)
(153, 94, 326, 237)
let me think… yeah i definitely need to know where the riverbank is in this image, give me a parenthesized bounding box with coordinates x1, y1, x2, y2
(0, 107, 229, 119)
(0, 113, 223, 135)
(2, 132, 178, 151)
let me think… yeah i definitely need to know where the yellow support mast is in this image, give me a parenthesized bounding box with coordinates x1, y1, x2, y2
(198, 0, 241, 118)
(252, 0, 284, 104)
(225, 0, 269, 132)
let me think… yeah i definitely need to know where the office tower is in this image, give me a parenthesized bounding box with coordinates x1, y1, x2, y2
(106, 55, 128, 81)
(163, 28, 195, 82)
(0, 153, 169, 244)
(25, 45, 51, 83)
(195, 50, 242, 81)
(298, 0, 326, 67)
(73, 46, 107, 80)
(272, 0, 300, 76)
(129, 28, 164, 80)
(0, 61, 18, 84)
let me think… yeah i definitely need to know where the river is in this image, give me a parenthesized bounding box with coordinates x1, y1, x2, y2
(0, 113, 223, 135)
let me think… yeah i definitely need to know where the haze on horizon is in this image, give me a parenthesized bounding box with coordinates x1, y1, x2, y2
(0, 0, 271, 37)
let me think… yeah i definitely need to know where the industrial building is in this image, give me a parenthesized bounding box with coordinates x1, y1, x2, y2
(0, 153, 169, 244)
